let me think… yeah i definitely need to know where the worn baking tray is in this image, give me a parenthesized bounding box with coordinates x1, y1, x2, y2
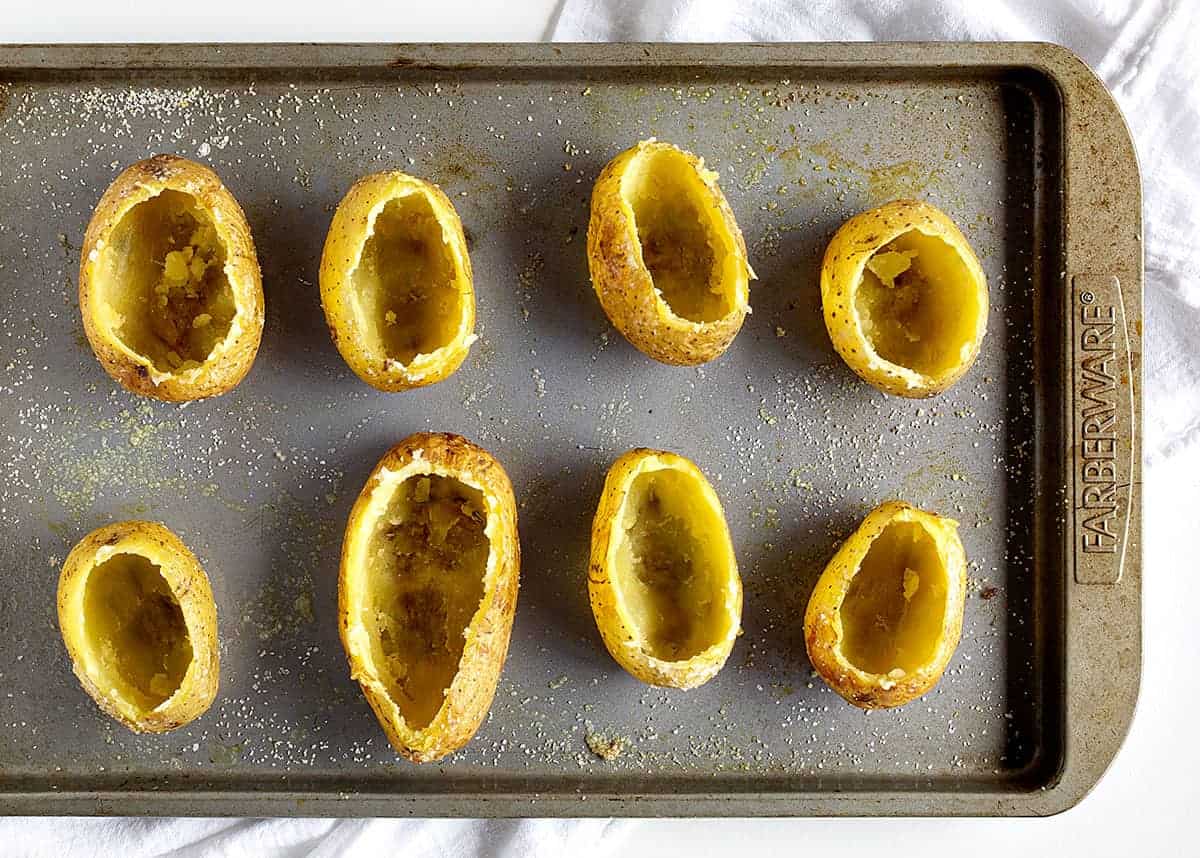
(0, 42, 1141, 817)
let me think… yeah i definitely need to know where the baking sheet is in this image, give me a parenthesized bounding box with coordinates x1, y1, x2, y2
(0, 43, 1140, 816)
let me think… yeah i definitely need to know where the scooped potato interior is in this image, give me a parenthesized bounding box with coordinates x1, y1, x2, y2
(620, 148, 735, 323)
(839, 521, 947, 674)
(96, 190, 237, 373)
(854, 231, 982, 376)
(614, 468, 732, 660)
(351, 193, 460, 366)
(82, 552, 193, 711)
(365, 474, 489, 729)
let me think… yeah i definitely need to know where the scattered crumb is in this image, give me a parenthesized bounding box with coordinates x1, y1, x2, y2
(586, 731, 628, 761)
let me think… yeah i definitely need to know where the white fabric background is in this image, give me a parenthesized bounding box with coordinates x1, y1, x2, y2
(4, 1, 1198, 854)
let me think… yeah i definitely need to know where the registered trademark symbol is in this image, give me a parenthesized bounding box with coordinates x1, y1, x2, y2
(1080, 290, 1095, 304)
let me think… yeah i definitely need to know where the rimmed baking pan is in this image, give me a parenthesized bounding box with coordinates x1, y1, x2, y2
(0, 42, 1141, 816)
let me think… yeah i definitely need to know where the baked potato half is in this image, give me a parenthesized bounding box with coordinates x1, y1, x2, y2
(804, 500, 967, 709)
(821, 199, 988, 397)
(79, 154, 264, 401)
(588, 448, 742, 689)
(57, 521, 220, 733)
(587, 139, 753, 366)
(320, 172, 475, 392)
(339, 432, 519, 762)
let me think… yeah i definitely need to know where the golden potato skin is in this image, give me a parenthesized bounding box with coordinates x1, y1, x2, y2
(320, 172, 475, 392)
(587, 140, 753, 366)
(79, 154, 264, 402)
(804, 501, 967, 709)
(57, 521, 220, 733)
(339, 432, 519, 762)
(588, 448, 742, 689)
(821, 199, 988, 398)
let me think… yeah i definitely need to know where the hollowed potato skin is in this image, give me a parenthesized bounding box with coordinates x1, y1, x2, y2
(587, 140, 752, 366)
(320, 172, 475, 392)
(820, 199, 988, 398)
(803, 501, 967, 709)
(338, 433, 519, 762)
(79, 154, 264, 402)
(588, 448, 742, 689)
(57, 520, 220, 733)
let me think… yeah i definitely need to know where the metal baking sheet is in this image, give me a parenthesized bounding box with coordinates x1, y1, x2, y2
(0, 43, 1142, 817)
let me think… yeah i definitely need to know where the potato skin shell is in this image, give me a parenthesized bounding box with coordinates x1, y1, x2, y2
(820, 199, 988, 398)
(588, 448, 742, 689)
(57, 520, 220, 733)
(79, 154, 264, 402)
(803, 500, 967, 709)
(338, 432, 519, 762)
(320, 172, 475, 392)
(587, 141, 752, 366)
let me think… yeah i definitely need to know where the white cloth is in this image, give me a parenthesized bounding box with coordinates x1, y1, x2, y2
(6, 817, 625, 857)
(7, 1, 1199, 854)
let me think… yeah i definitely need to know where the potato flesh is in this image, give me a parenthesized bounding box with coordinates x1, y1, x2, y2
(366, 475, 489, 729)
(98, 190, 236, 373)
(854, 230, 981, 376)
(839, 521, 947, 675)
(615, 469, 730, 661)
(81, 552, 193, 711)
(352, 194, 460, 365)
(622, 149, 733, 323)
